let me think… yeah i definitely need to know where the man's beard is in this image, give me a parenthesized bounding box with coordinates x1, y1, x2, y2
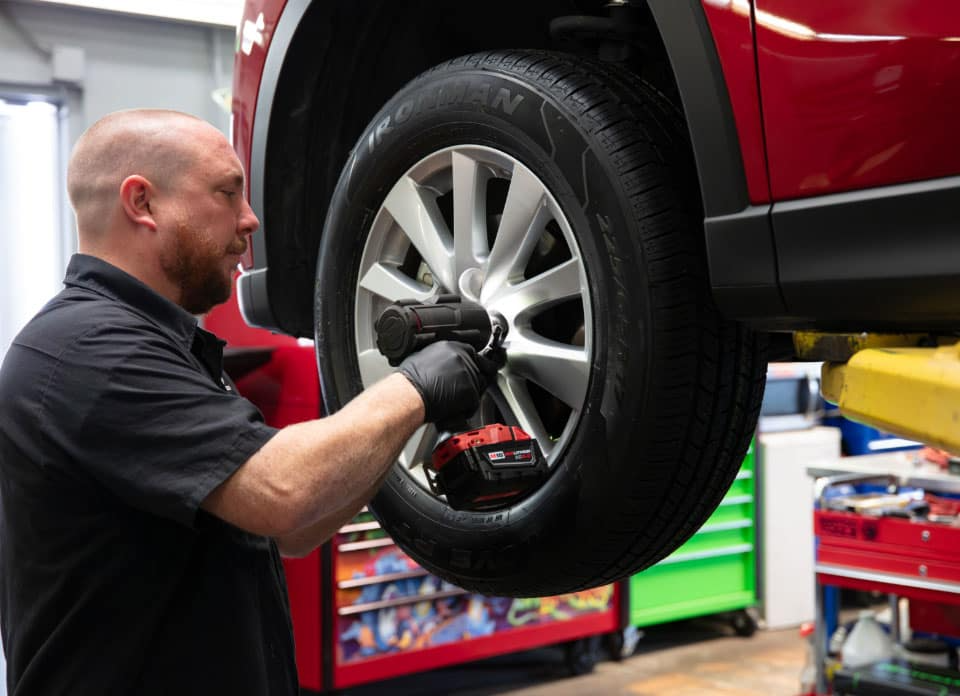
(164, 221, 245, 315)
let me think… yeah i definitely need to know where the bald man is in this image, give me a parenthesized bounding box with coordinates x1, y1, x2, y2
(0, 109, 496, 695)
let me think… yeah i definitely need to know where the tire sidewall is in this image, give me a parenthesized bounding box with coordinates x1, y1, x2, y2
(315, 62, 652, 586)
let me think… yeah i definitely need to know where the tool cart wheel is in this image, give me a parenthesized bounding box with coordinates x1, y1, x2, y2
(731, 609, 758, 637)
(564, 636, 601, 676)
(605, 626, 642, 661)
(315, 50, 767, 596)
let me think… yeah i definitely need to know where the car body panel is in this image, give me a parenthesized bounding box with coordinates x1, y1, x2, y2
(772, 174, 960, 327)
(232, 0, 287, 270)
(756, 0, 960, 200)
(232, 0, 960, 333)
(648, 0, 753, 218)
(701, 0, 771, 204)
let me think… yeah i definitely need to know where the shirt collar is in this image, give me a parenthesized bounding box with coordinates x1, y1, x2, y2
(63, 253, 199, 348)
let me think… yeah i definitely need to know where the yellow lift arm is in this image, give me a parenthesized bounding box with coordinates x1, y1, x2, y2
(794, 332, 960, 455)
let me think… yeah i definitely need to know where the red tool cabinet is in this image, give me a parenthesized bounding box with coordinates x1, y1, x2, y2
(317, 511, 619, 691)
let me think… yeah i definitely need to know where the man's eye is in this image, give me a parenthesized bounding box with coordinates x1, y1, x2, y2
(221, 190, 237, 198)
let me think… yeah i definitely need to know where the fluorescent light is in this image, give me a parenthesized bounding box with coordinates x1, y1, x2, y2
(31, 0, 244, 27)
(26, 101, 57, 114)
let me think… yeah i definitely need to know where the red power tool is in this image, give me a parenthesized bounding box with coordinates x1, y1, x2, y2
(374, 295, 549, 511)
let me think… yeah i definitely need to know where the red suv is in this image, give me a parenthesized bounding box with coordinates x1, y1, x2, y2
(232, 0, 960, 596)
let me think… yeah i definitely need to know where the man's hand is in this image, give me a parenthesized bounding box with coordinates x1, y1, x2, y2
(397, 341, 501, 425)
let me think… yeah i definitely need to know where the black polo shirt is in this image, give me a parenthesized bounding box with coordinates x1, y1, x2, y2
(0, 254, 297, 695)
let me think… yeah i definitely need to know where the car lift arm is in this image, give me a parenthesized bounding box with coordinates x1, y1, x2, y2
(795, 332, 960, 454)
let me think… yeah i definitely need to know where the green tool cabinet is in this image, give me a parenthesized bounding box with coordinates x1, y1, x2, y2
(627, 441, 757, 632)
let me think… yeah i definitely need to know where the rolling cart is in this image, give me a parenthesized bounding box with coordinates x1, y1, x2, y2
(809, 469, 960, 695)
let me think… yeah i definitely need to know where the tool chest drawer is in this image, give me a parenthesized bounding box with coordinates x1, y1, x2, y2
(628, 550, 755, 626)
(815, 510, 960, 585)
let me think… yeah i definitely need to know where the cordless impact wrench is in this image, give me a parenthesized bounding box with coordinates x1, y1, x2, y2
(375, 295, 549, 511)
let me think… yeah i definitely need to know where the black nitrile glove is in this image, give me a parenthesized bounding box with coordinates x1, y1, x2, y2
(397, 341, 500, 425)
(478, 344, 507, 372)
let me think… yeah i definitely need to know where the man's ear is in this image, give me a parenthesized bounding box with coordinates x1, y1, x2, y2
(119, 175, 158, 231)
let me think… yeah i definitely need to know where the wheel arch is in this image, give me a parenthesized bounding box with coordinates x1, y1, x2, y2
(249, 0, 754, 337)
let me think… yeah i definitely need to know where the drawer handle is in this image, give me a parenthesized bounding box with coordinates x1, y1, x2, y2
(816, 563, 960, 595)
(719, 494, 753, 507)
(338, 538, 395, 552)
(338, 588, 470, 616)
(656, 543, 753, 566)
(338, 568, 429, 589)
(338, 521, 382, 534)
(698, 519, 753, 534)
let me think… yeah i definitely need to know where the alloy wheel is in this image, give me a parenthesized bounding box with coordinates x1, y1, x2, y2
(353, 145, 593, 494)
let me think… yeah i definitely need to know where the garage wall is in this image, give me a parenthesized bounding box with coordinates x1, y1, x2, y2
(0, 1, 235, 138)
(0, 1, 237, 359)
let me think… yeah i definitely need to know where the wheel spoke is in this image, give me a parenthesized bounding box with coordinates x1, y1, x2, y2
(358, 261, 432, 303)
(451, 151, 488, 275)
(487, 258, 584, 321)
(357, 348, 394, 388)
(400, 423, 438, 470)
(483, 164, 549, 294)
(507, 332, 589, 409)
(382, 175, 455, 291)
(495, 375, 554, 457)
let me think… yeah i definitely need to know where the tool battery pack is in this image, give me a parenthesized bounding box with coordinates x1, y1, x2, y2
(427, 424, 549, 511)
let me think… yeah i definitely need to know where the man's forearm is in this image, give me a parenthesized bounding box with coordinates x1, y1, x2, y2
(275, 436, 405, 557)
(202, 373, 424, 538)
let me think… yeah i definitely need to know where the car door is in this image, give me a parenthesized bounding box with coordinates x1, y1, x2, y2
(754, 1, 960, 322)
(755, 0, 960, 200)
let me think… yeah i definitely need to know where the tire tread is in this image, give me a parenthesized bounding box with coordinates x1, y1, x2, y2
(467, 50, 766, 593)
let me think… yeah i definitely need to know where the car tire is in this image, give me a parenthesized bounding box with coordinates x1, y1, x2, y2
(315, 50, 766, 596)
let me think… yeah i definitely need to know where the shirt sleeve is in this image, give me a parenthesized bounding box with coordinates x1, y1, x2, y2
(42, 320, 280, 528)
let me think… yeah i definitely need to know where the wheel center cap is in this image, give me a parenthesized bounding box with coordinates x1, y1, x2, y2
(458, 267, 484, 303)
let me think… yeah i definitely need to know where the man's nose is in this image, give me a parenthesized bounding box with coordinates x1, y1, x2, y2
(239, 197, 260, 237)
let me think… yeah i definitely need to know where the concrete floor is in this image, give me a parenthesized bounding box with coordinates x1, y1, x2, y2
(341, 616, 807, 696)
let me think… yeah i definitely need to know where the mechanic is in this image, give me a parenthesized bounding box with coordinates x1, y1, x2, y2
(0, 109, 496, 695)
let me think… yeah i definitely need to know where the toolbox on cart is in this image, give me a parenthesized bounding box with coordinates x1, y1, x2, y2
(815, 508, 960, 588)
(813, 472, 960, 600)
